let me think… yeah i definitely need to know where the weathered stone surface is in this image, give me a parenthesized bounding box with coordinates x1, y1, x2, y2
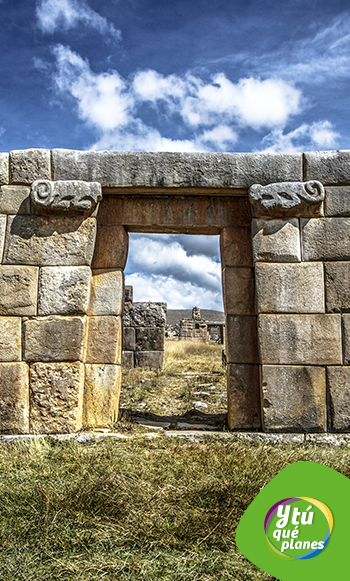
(98, 195, 252, 232)
(0, 362, 29, 433)
(124, 285, 133, 305)
(3, 215, 96, 266)
(226, 316, 258, 364)
(88, 269, 123, 315)
(123, 302, 167, 327)
(0, 186, 30, 214)
(325, 186, 350, 216)
(0, 153, 9, 185)
(29, 362, 84, 433)
(23, 316, 86, 362)
(324, 263, 350, 313)
(31, 180, 102, 213)
(301, 218, 350, 261)
(85, 316, 122, 364)
(249, 181, 324, 217)
(0, 214, 5, 262)
(0, 317, 21, 361)
(252, 219, 301, 263)
(84, 364, 121, 426)
(255, 263, 325, 313)
(222, 268, 255, 315)
(304, 150, 350, 185)
(92, 224, 128, 269)
(122, 351, 134, 368)
(227, 364, 261, 430)
(123, 327, 135, 351)
(220, 227, 253, 267)
(10, 149, 51, 184)
(134, 351, 164, 369)
(0, 266, 38, 316)
(327, 367, 350, 431)
(38, 266, 91, 315)
(258, 314, 342, 365)
(340, 315, 350, 365)
(135, 327, 164, 351)
(262, 365, 326, 432)
(52, 149, 302, 189)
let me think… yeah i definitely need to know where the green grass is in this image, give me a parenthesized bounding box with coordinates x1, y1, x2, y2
(0, 435, 349, 580)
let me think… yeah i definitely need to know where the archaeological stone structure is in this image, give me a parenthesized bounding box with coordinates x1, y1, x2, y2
(122, 285, 166, 369)
(1, 148, 350, 433)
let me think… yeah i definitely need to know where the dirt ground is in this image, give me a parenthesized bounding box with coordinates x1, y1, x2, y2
(119, 340, 227, 430)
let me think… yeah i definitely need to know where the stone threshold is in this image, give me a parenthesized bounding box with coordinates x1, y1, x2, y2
(1, 431, 350, 445)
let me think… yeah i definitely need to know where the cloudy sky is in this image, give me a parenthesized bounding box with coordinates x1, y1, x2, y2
(2, 0, 350, 308)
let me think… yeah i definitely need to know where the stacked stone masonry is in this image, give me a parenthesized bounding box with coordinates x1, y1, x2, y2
(122, 287, 166, 370)
(1, 148, 350, 434)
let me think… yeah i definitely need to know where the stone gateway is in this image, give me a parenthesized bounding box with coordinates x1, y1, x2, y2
(0, 148, 349, 434)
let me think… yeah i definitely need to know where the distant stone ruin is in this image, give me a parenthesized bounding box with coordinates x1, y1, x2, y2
(121, 285, 166, 369)
(167, 307, 225, 344)
(1, 147, 350, 434)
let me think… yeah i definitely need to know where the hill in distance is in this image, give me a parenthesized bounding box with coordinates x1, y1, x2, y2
(167, 309, 225, 325)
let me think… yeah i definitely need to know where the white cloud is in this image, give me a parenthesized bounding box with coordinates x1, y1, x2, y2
(49, 45, 302, 152)
(36, 0, 121, 39)
(133, 70, 301, 130)
(125, 273, 223, 310)
(124, 234, 223, 310)
(261, 120, 339, 152)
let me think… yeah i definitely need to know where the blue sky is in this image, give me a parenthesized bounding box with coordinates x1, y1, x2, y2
(2, 0, 350, 308)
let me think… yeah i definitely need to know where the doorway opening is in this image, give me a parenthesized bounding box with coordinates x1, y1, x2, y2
(118, 232, 227, 431)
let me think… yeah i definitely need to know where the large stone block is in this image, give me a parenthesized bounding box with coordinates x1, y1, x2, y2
(84, 364, 121, 426)
(325, 263, 350, 313)
(0, 317, 21, 361)
(135, 327, 164, 351)
(97, 194, 252, 232)
(0, 153, 9, 185)
(327, 366, 350, 431)
(258, 314, 342, 365)
(29, 362, 84, 434)
(85, 316, 122, 364)
(220, 227, 253, 267)
(255, 262, 325, 314)
(123, 326, 135, 351)
(226, 316, 258, 364)
(0, 265, 38, 316)
(325, 186, 350, 216)
(227, 364, 261, 430)
(252, 219, 301, 262)
(88, 269, 123, 315)
(0, 186, 31, 214)
(222, 267, 255, 315)
(52, 149, 302, 189)
(23, 316, 86, 362)
(134, 351, 164, 369)
(304, 150, 350, 185)
(10, 149, 51, 184)
(3, 215, 96, 266)
(92, 224, 129, 269)
(123, 302, 167, 327)
(340, 315, 350, 365)
(0, 362, 29, 433)
(122, 351, 134, 368)
(0, 214, 5, 262)
(38, 266, 91, 315)
(262, 365, 326, 432)
(301, 218, 350, 261)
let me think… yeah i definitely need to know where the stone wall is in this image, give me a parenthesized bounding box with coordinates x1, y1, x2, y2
(122, 286, 166, 369)
(1, 148, 350, 434)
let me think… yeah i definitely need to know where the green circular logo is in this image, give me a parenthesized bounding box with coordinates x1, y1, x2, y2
(265, 497, 333, 560)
